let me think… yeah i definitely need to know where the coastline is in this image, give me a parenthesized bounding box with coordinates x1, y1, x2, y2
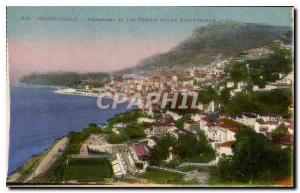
(7, 136, 68, 183)
(8, 86, 135, 183)
(53, 88, 100, 98)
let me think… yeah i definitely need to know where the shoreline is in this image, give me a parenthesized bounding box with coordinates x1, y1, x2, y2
(7, 136, 68, 183)
(53, 88, 100, 98)
(7, 86, 135, 183)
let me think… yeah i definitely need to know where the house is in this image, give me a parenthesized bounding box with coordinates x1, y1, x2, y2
(166, 146, 180, 162)
(218, 140, 235, 156)
(226, 81, 234, 88)
(144, 128, 153, 136)
(234, 112, 257, 127)
(133, 143, 149, 161)
(147, 135, 160, 148)
(112, 127, 121, 135)
(184, 120, 200, 134)
(168, 129, 187, 140)
(208, 119, 240, 149)
(257, 114, 281, 122)
(254, 121, 280, 135)
(138, 117, 156, 124)
(114, 123, 127, 129)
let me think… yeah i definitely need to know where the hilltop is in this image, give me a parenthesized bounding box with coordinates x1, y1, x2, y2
(125, 21, 292, 73)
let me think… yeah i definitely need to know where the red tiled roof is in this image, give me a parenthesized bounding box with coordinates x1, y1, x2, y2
(133, 144, 149, 158)
(219, 141, 236, 148)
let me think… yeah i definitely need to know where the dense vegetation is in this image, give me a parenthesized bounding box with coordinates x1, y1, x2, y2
(107, 110, 149, 127)
(33, 124, 112, 183)
(228, 43, 292, 88)
(149, 135, 177, 165)
(209, 128, 292, 184)
(272, 124, 289, 134)
(106, 124, 146, 144)
(21, 72, 110, 87)
(149, 132, 215, 166)
(106, 110, 150, 144)
(63, 158, 113, 181)
(67, 123, 103, 154)
(35, 157, 113, 183)
(221, 89, 292, 118)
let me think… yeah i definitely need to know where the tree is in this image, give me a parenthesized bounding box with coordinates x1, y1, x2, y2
(149, 136, 177, 165)
(273, 124, 289, 134)
(221, 89, 292, 118)
(198, 86, 217, 104)
(219, 88, 231, 104)
(256, 118, 264, 124)
(210, 127, 292, 183)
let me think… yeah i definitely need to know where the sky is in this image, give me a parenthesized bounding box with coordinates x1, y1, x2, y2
(7, 7, 293, 82)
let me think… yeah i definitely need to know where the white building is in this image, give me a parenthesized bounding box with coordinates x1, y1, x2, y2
(147, 135, 160, 148)
(226, 81, 235, 88)
(254, 121, 280, 135)
(218, 141, 235, 156)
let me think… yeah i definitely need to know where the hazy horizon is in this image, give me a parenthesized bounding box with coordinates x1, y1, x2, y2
(7, 7, 293, 83)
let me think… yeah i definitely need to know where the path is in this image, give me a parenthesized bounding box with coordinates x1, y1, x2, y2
(25, 137, 69, 182)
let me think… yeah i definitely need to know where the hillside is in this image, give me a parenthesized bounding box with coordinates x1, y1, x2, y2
(20, 72, 110, 87)
(127, 21, 292, 73)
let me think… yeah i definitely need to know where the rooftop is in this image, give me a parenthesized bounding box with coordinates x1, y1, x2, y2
(133, 143, 149, 158)
(219, 140, 236, 148)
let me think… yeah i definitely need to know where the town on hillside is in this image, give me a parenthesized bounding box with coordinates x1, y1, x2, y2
(9, 41, 294, 186)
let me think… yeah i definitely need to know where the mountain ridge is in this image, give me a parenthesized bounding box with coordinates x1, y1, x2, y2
(123, 21, 292, 73)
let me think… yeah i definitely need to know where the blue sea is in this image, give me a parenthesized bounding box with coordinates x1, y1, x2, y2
(8, 86, 131, 175)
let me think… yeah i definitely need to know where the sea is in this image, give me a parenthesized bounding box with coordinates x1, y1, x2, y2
(8, 86, 132, 175)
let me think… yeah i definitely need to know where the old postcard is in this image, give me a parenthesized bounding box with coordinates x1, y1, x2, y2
(6, 7, 294, 187)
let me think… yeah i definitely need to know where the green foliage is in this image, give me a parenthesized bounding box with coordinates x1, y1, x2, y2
(21, 72, 110, 87)
(177, 132, 215, 163)
(67, 124, 103, 154)
(149, 136, 177, 165)
(227, 43, 292, 87)
(34, 154, 68, 183)
(150, 132, 215, 166)
(219, 88, 231, 104)
(256, 118, 264, 124)
(139, 168, 196, 185)
(273, 124, 289, 134)
(221, 89, 292, 118)
(175, 114, 190, 129)
(198, 86, 217, 104)
(106, 133, 128, 144)
(230, 62, 249, 83)
(176, 165, 210, 172)
(209, 128, 292, 184)
(106, 123, 146, 144)
(35, 157, 113, 183)
(63, 158, 113, 181)
(107, 110, 148, 126)
(16, 153, 46, 182)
